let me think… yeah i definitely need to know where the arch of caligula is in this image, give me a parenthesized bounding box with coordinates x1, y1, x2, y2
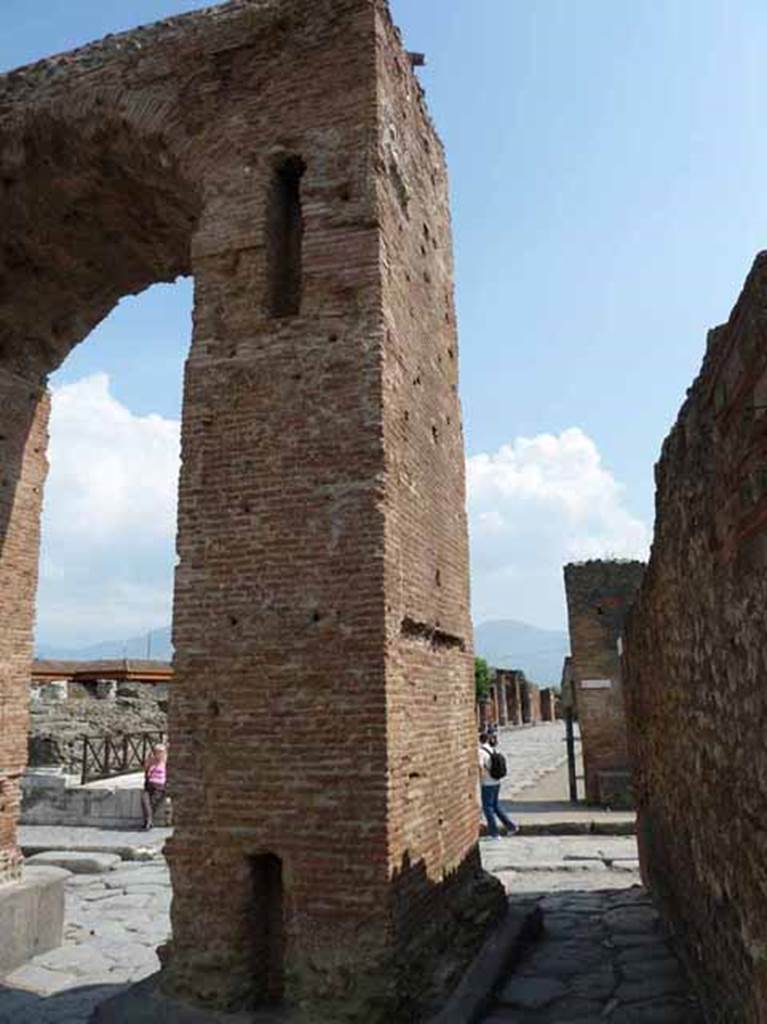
(0, 1, 504, 1020)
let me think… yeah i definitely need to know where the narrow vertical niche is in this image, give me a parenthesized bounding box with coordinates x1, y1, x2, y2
(266, 156, 306, 318)
(248, 853, 285, 1005)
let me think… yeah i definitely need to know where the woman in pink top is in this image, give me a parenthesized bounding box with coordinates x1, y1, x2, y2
(141, 743, 167, 831)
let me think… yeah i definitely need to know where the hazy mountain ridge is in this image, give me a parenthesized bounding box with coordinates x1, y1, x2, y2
(473, 619, 569, 685)
(38, 618, 569, 685)
(37, 625, 173, 662)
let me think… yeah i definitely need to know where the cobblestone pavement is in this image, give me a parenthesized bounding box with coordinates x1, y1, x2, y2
(0, 857, 169, 1024)
(0, 730, 676, 1023)
(481, 888, 704, 1023)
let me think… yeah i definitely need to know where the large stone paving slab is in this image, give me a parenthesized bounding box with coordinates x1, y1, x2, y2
(480, 834, 642, 895)
(25, 852, 121, 875)
(19, 826, 170, 862)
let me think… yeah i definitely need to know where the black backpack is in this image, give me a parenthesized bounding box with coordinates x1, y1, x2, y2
(483, 745, 507, 781)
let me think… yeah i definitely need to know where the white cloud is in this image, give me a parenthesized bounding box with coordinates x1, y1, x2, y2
(36, 374, 180, 650)
(467, 428, 650, 629)
(36, 383, 647, 650)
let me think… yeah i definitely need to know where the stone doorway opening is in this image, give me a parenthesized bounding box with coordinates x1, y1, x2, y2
(248, 853, 285, 1006)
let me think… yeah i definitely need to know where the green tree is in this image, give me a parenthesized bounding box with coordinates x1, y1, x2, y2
(474, 656, 492, 700)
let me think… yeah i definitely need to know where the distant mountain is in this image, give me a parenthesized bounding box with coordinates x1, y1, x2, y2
(37, 625, 173, 662)
(473, 619, 569, 686)
(38, 618, 568, 685)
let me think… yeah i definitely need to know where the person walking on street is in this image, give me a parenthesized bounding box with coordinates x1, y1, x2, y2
(141, 743, 167, 831)
(478, 731, 518, 839)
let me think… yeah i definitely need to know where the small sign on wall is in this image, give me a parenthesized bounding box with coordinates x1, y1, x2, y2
(581, 678, 612, 690)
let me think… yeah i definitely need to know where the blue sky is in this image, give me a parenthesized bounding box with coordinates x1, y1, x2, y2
(5, 1, 767, 647)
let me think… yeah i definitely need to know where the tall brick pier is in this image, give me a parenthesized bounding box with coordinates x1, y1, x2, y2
(563, 560, 645, 808)
(0, 1, 503, 1019)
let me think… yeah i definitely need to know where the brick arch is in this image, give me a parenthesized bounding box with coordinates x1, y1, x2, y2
(0, 1, 504, 1020)
(0, 109, 203, 384)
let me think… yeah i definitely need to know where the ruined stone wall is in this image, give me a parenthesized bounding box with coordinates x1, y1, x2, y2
(0, 378, 48, 885)
(27, 682, 167, 773)
(625, 253, 767, 1023)
(564, 560, 645, 806)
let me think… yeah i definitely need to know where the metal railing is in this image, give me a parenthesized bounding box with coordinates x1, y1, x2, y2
(80, 731, 165, 785)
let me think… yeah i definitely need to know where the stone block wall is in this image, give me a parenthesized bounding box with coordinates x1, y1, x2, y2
(21, 771, 170, 829)
(564, 560, 645, 806)
(624, 253, 767, 1022)
(0, 0, 503, 1017)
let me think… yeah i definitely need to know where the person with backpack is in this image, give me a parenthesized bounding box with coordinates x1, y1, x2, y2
(478, 731, 518, 839)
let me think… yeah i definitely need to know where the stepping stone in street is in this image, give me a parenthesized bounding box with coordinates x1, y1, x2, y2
(2, 962, 77, 996)
(25, 850, 122, 874)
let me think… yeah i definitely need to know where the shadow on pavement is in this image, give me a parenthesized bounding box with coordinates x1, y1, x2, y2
(0, 980, 126, 1024)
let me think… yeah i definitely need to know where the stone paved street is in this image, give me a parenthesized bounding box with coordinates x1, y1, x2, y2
(481, 888, 704, 1023)
(493, 723, 570, 798)
(0, 855, 170, 1024)
(0, 728, 689, 1023)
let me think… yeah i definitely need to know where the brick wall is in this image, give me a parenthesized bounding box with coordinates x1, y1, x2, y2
(0, 375, 49, 885)
(564, 561, 645, 806)
(0, 0, 503, 1015)
(625, 253, 767, 1023)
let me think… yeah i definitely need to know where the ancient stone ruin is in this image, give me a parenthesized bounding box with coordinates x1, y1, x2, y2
(28, 662, 169, 774)
(0, 0, 505, 1018)
(563, 559, 645, 808)
(624, 253, 767, 1022)
(485, 668, 546, 728)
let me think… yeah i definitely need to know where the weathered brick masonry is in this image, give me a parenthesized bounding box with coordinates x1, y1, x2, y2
(0, 0, 503, 1018)
(0, 379, 49, 884)
(564, 561, 644, 807)
(625, 254, 767, 1023)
